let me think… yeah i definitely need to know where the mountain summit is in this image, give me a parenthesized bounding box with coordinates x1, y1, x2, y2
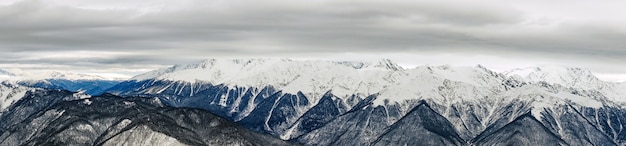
(2, 58, 624, 145)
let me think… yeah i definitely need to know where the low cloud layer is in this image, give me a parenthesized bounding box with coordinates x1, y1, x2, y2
(1, 0, 625, 80)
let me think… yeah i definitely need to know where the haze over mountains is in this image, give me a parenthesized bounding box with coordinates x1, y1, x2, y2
(1, 58, 625, 145)
(0, 68, 121, 95)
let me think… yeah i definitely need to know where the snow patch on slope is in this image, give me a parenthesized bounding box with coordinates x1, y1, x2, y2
(0, 84, 30, 111)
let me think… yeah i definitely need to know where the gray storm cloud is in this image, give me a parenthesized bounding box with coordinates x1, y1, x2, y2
(0, 0, 625, 80)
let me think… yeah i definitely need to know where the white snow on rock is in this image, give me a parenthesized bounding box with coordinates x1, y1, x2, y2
(0, 84, 29, 111)
(131, 58, 624, 110)
(132, 58, 406, 102)
(505, 65, 626, 103)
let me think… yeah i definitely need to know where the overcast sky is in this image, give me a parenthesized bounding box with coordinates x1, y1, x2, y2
(0, 0, 625, 81)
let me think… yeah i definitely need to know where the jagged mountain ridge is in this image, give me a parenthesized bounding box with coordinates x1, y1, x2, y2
(104, 58, 626, 145)
(506, 66, 626, 103)
(0, 83, 31, 112)
(129, 58, 406, 104)
(126, 59, 621, 106)
(0, 89, 294, 146)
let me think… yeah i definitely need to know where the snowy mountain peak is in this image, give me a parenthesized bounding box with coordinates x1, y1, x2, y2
(333, 61, 366, 69)
(371, 59, 403, 71)
(196, 59, 216, 69)
(331, 59, 401, 70)
(507, 65, 596, 78)
(129, 58, 626, 108)
(505, 65, 600, 87)
(132, 58, 404, 81)
(502, 65, 626, 103)
(186, 58, 294, 70)
(131, 58, 413, 103)
(475, 64, 494, 73)
(0, 83, 30, 111)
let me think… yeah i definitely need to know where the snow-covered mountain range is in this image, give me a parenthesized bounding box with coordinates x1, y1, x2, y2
(1, 58, 624, 145)
(104, 58, 626, 145)
(506, 66, 626, 103)
(0, 68, 113, 80)
(124, 58, 624, 107)
(0, 68, 122, 95)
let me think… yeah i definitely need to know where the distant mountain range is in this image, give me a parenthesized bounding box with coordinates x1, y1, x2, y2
(0, 68, 121, 95)
(1, 58, 625, 145)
